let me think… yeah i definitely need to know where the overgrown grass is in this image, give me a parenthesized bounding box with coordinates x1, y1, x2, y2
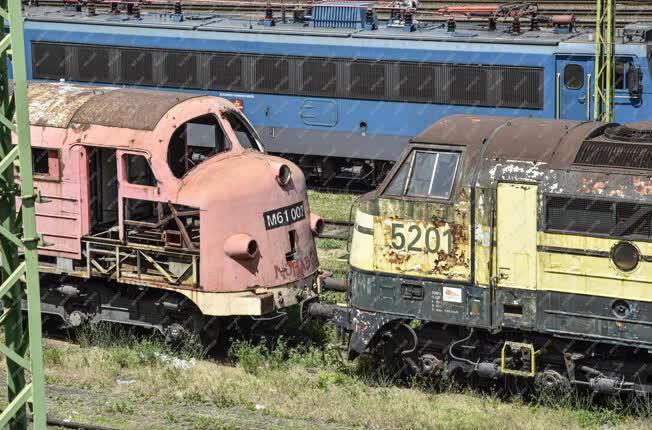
(67, 322, 203, 369)
(316, 237, 349, 278)
(307, 190, 358, 222)
(38, 324, 652, 430)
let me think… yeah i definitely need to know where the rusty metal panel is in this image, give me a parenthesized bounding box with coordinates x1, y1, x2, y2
(371, 195, 471, 281)
(71, 88, 200, 130)
(28, 83, 110, 128)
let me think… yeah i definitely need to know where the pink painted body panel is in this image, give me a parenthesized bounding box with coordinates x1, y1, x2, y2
(25, 83, 319, 294)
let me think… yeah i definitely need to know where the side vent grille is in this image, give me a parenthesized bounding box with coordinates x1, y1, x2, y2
(574, 140, 652, 169)
(546, 195, 652, 239)
(31, 42, 544, 109)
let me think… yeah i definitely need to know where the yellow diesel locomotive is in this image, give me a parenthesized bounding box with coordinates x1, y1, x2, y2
(311, 115, 652, 395)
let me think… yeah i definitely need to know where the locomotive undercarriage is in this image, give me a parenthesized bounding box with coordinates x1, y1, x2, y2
(282, 154, 394, 189)
(365, 321, 652, 397)
(34, 274, 220, 344)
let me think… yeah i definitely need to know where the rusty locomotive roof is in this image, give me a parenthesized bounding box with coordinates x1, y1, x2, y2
(413, 115, 616, 171)
(28, 83, 200, 130)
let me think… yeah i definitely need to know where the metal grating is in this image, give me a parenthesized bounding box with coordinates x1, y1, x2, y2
(31, 42, 544, 109)
(349, 60, 385, 100)
(574, 140, 652, 169)
(76, 45, 111, 83)
(449, 65, 487, 106)
(604, 125, 652, 142)
(31, 42, 66, 80)
(253, 55, 289, 92)
(499, 68, 542, 109)
(207, 53, 242, 91)
(546, 195, 652, 238)
(397, 62, 437, 103)
(300, 58, 338, 97)
(312, 2, 367, 29)
(120, 49, 153, 86)
(161, 51, 197, 88)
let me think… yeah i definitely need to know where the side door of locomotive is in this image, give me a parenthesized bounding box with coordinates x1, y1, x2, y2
(494, 182, 538, 329)
(555, 55, 594, 120)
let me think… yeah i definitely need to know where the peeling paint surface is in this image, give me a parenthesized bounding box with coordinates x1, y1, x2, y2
(370, 194, 471, 281)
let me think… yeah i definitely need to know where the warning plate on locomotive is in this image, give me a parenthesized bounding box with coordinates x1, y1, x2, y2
(264, 201, 306, 230)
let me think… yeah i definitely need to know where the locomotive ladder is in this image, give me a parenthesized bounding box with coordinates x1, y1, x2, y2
(0, 0, 47, 427)
(593, 0, 615, 121)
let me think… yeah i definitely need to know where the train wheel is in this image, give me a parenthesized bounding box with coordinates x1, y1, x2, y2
(534, 369, 571, 397)
(370, 325, 415, 380)
(198, 316, 224, 355)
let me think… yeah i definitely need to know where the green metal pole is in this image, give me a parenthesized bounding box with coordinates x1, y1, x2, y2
(9, 1, 48, 428)
(0, 0, 48, 428)
(593, 0, 604, 120)
(593, 0, 615, 122)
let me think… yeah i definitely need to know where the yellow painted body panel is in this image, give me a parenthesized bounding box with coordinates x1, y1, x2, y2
(539, 232, 652, 302)
(474, 188, 493, 287)
(496, 183, 538, 290)
(372, 218, 469, 280)
(349, 210, 374, 272)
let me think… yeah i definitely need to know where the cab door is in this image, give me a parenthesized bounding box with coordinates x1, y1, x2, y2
(556, 55, 594, 120)
(494, 182, 538, 329)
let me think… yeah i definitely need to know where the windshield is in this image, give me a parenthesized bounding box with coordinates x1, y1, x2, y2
(223, 110, 265, 152)
(384, 149, 460, 200)
(167, 114, 231, 178)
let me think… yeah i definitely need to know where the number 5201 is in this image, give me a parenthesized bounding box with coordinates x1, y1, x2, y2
(389, 222, 452, 254)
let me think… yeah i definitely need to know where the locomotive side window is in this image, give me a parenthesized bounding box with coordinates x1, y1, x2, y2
(384, 161, 410, 196)
(167, 114, 231, 178)
(384, 149, 460, 200)
(223, 110, 264, 152)
(614, 60, 633, 91)
(32, 148, 60, 178)
(564, 64, 584, 90)
(124, 154, 156, 187)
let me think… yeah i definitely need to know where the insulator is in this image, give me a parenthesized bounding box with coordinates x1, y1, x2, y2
(512, 17, 521, 33)
(447, 18, 456, 33)
(404, 10, 413, 26)
(87, 0, 96, 16)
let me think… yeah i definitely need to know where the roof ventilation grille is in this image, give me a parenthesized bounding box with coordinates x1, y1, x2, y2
(312, 2, 375, 29)
(604, 125, 652, 143)
(574, 140, 652, 169)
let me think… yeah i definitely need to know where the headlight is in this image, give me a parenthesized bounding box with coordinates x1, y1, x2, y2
(611, 241, 639, 272)
(277, 164, 292, 186)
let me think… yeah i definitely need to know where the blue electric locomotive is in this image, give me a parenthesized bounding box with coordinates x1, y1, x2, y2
(23, 2, 652, 184)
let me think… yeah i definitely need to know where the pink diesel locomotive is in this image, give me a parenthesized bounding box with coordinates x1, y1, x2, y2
(26, 83, 322, 339)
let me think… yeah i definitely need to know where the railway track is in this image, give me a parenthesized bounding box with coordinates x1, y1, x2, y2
(32, 0, 652, 28)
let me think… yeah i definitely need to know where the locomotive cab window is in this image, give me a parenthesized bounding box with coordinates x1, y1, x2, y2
(167, 114, 231, 178)
(564, 64, 584, 89)
(32, 148, 60, 178)
(124, 154, 156, 187)
(614, 60, 634, 91)
(223, 110, 264, 152)
(384, 149, 460, 200)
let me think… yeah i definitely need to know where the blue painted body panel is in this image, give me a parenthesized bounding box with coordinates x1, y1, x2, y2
(22, 15, 652, 160)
